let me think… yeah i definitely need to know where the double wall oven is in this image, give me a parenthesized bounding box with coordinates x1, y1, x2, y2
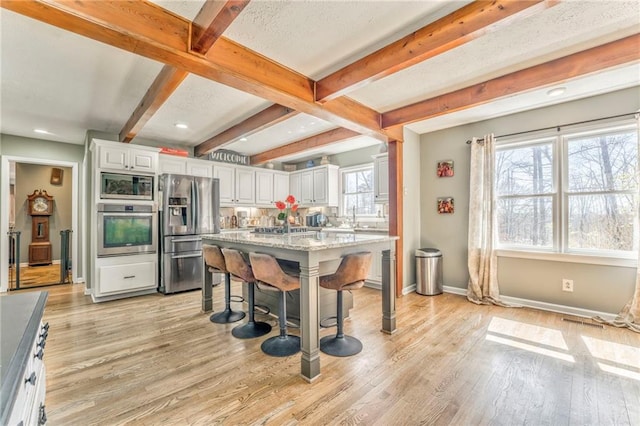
(97, 203, 157, 257)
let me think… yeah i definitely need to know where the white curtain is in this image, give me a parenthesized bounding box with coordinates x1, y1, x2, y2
(467, 134, 507, 306)
(595, 115, 640, 332)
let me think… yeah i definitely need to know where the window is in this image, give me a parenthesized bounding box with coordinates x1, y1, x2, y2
(341, 164, 375, 217)
(496, 121, 638, 258)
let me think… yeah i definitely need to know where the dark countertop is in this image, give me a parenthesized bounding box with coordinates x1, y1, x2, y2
(0, 291, 48, 425)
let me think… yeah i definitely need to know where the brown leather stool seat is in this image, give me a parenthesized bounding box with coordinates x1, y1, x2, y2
(221, 248, 272, 339)
(319, 252, 372, 357)
(249, 252, 301, 357)
(203, 244, 245, 324)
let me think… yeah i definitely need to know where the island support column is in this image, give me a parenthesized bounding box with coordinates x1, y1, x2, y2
(381, 248, 397, 334)
(299, 255, 321, 382)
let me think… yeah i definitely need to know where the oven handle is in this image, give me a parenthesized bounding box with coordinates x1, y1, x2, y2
(171, 253, 202, 259)
(99, 212, 155, 217)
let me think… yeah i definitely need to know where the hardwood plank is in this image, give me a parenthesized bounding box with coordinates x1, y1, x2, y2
(24, 284, 640, 424)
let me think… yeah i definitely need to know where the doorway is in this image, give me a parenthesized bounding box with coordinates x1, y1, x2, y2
(1, 156, 79, 292)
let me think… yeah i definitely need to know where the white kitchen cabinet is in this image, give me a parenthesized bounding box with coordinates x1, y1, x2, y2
(96, 258, 157, 296)
(158, 156, 213, 177)
(158, 155, 187, 174)
(289, 172, 301, 203)
(274, 171, 290, 203)
(186, 158, 213, 177)
(98, 143, 157, 173)
(291, 165, 339, 206)
(213, 163, 255, 206)
(373, 153, 389, 202)
(256, 170, 290, 207)
(366, 249, 383, 289)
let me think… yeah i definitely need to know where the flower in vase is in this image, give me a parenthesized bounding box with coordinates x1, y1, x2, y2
(275, 195, 298, 224)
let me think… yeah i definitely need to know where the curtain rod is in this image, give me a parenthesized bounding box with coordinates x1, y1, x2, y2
(465, 112, 638, 144)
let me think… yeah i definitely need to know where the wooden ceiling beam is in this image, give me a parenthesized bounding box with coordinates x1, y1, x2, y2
(195, 104, 298, 157)
(250, 128, 360, 165)
(316, 0, 559, 102)
(119, 0, 248, 143)
(119, 66, 188, 143)
(382, 34, 640, 129)
(1, 0, 388, 142)
(191, 0, 250, 54)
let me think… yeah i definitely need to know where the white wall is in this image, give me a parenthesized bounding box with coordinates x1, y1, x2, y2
(420, 86, 640, 314)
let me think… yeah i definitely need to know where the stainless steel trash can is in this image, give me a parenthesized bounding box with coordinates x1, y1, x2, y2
(415, 248, 443, 295)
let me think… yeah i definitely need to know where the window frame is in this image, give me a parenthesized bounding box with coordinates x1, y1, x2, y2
(340, 163, 376, 218)
(495, 119, 638, 265)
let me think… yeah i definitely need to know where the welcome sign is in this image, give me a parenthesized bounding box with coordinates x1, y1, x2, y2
(209, 149, 250, 165)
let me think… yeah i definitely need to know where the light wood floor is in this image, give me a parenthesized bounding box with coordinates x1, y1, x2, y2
(10, 263, 68, 289)
(33, 284, 640, 425)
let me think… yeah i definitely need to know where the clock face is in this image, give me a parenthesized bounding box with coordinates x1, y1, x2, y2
(33, 197, 49, 213)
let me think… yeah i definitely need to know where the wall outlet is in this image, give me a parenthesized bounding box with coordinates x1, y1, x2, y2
(562, 279, 574, 292)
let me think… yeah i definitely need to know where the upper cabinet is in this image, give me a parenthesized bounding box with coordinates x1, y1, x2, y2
(158, 156, 213, 178)
(373, 153, 389, 202)
(291, 165, 339, 206)
(255, 170, 290, 207)
(158, 155, 186, 175)
(213, 163, 255, 206)
(186, 158, 213, 178)
(97, 143, 157, 174)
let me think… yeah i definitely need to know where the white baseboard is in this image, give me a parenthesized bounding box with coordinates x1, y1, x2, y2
(442, 285, 617, 321)
(403, 283, 417, 295)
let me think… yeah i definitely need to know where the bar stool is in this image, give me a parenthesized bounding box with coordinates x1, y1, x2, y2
(249, 252, 301, 357)
(221, 248, 272, 339)
(203, 244, 245, 324)
(319, 252, 372, 357)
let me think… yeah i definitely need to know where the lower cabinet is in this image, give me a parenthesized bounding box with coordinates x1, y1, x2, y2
(5, 314, 49, 426)
(93, 255, 157, 301)
(366, 249, 383, 288)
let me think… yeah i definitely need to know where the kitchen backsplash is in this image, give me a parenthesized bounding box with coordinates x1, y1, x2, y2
(219, 205, 388, 229)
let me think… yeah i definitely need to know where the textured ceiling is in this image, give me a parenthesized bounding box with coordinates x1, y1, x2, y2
(1, 1, 638, 164)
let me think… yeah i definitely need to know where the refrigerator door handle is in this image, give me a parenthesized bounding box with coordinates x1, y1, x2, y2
(171, 253, 202, 259)
(169, 237, 201, 243)
(191, 179, 198, 233)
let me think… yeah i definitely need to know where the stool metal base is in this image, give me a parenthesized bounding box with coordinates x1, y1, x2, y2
(320, 334, 362, 357)
(232, 321, 271, 339)
(210, 309, 245, 324)
(261, 335, 301, 357)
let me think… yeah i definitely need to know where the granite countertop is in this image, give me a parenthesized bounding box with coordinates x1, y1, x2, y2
(202, 230, 397, 251)
(0, 291, 48, 425)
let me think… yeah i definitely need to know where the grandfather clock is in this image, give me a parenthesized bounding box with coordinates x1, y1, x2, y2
(27, 189, 54, 266)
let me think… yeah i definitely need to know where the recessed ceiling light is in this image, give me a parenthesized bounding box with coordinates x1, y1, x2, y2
(547, 87, 566, 97)
(239, 137, 248, 142)
(34, 129, 50, 134)
(174, 123, 188, 129)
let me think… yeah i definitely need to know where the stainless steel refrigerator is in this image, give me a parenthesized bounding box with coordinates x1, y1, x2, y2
(158, 174, 220, 294)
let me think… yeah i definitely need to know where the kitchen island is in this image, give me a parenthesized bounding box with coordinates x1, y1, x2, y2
(202, 230, 398, 382)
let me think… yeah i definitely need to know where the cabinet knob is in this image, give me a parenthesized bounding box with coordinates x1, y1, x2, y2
(25, 372, 37, 385)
